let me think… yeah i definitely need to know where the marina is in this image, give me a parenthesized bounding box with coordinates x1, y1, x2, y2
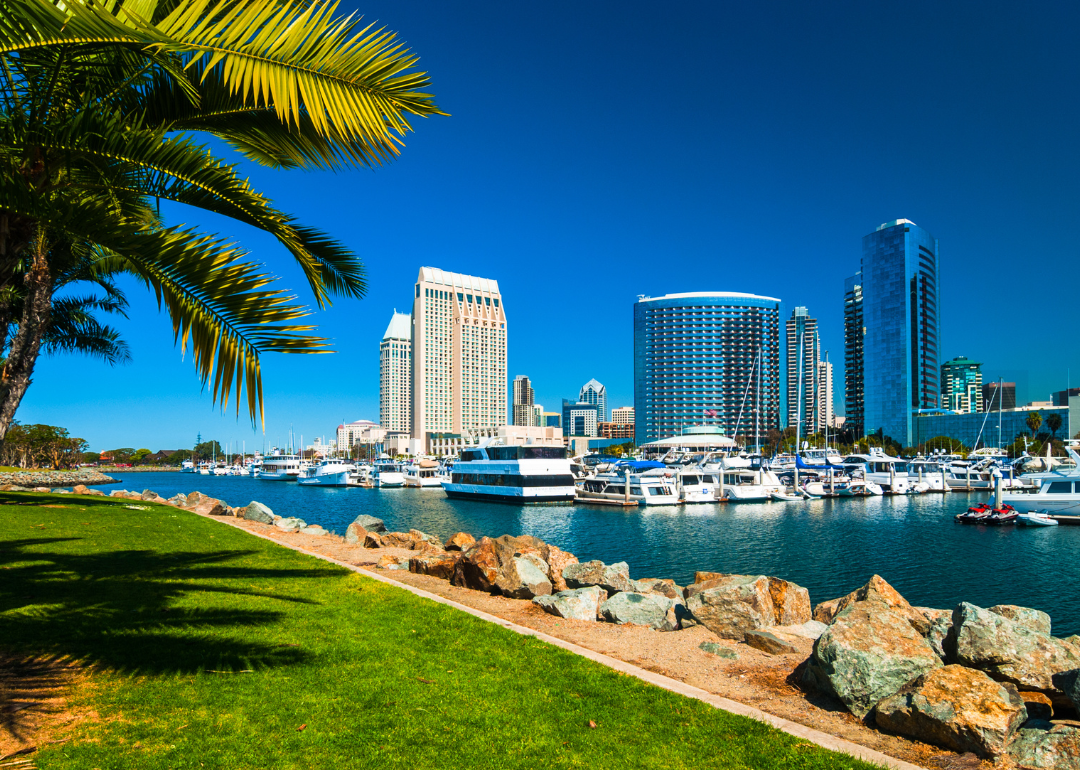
(104, 470, 1080, 636)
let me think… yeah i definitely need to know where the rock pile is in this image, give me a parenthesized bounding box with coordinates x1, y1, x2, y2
(0, 469, 116, 489)
(801, 574, 1080, 766)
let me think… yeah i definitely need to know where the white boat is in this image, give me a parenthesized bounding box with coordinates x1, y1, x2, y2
(576, 466, 680, 506)
(998, 449, 1080, 520)
(260, 452, 302, 481)
(770, 490, 805, 502)
(834, 478, 884, 496)
(404, 460, 446, 488)
(297, 458, 356, 487)
(721, 468, 784, 502)
(906, 460, 950, 492)
(676, 468, 723, 503)
(442, 443, 577, 504)
(1017, 512, 1058, 527)
(373, 460, 406, 488)
(841, 449, 911, 493)
(180, 459, 195, 473)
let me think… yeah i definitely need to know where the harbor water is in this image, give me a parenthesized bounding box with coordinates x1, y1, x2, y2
(110, 472, 1080, 636)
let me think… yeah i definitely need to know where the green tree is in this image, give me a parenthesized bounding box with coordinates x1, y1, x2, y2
(0, 0, 444, 440)
(109, 448, 136, 465)
(193, 440, 223, 461)
(1046, 413, 1063, 442)
(132, 448, 152, 464)
(81, 451, 100, 465)
(1027, 411, 1043, 439)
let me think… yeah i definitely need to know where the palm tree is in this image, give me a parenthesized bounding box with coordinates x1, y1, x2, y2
(1046, 413, 1062, 442)
(1027, 411, 1043, 439)
(0, 0, 444, 440)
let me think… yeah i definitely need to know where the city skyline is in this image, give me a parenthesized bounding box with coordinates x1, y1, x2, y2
(17, 1, 1080, 450)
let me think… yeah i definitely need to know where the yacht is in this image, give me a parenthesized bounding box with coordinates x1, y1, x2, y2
(442, 443, 576, 504)
(180, 459, 195, 473)
(841, 449, 912, 493)
(260, 452, 302, 481)
(297, 458, 356, 487)
(576, 465, 680, 506)
(404, 460, 446, 488)
(372, 460, 406, 488)
(676, 468, 723, 503)
(996, 448, 1080, 520)
(721, 467, 784, 502)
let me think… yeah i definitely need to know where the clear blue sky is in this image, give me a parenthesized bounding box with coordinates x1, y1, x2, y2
(22, 0, 1080, 452)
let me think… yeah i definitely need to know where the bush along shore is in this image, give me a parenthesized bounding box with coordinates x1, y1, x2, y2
(0, 468, 116, 488)
(68, 485, 1080, 769)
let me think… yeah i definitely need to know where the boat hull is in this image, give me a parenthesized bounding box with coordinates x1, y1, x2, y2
(443, 485, 576, 504)
(259, 471, 297, 481)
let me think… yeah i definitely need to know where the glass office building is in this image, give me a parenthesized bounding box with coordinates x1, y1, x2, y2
(940, 357, 983, 414)
(849, 220, 941, 446)
(633, 292, 781, 446)
(785, 306, 820, 435)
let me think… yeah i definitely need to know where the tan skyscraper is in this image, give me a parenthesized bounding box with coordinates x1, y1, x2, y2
(411, 267, 507, 441)
(379, 311, 412, 432)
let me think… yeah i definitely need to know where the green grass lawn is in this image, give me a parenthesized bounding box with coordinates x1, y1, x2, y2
(0, 493, 880, 769)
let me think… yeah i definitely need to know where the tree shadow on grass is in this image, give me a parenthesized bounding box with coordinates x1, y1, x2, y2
(0, 537, 340, 676)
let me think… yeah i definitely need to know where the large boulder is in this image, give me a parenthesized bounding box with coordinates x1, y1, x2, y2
(1052, 668, 1080, 711)
(380, 532, 415, 549)
(444, 532, 476, 551)
(1009, 724, 1080, 769)
(409, 551, 463, 580)
(72, 484, 90, 494)
(363, 531, 384, 549)
(167, 493, 189, 507)
(949, 603, 1080, 692)
(767, 576, 811, 625)
(600, 592, 679, 631)
(352, 515, 386, 533)
(916, 607, 953, 660)
(274, 517, 306, 531)
(803, 600, 942, 719)
(450, 537, 503, 592)
(744, 630, 800, 656)
(632, 578, 684, 602)
(194, 497, 228, 516)
(873, 665, 1027, 758)
(409, 529, 443, 550)
(533, 586, 605, 621)
(109, 489, 129, 498)
(140, 489, 159, 501)
(241, 501, 275, 525)
(563, 560, 633, 596)
(684, 574, 775, 641)
(345, 522, 367, 544)
(815, 575, 928, 634)
(300, 525, 327, 536)
(988, 605, 1052, 635)
(495, 553, 552, 599)
(542, 544, 577, 592)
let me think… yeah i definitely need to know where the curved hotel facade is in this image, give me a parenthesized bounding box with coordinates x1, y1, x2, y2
(633, 292, 781, 446)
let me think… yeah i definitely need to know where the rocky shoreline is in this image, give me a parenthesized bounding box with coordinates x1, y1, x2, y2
(61, 485, 1080, 769)
(0, 469, 117, 488)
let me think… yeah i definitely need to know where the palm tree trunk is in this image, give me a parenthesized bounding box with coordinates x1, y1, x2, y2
(0, 240, 53, 442)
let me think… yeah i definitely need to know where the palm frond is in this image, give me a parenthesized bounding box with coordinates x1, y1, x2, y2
(44, 295, 132, 365)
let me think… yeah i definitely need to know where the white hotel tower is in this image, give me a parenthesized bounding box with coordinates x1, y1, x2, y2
(379, 311, 412, 432)
(411, 267, 507, 441)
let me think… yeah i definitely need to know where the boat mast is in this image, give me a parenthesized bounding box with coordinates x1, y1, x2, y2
(998, 377, 1002, 452)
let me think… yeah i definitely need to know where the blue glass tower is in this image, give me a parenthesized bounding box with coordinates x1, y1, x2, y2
(855, 219, 941, 446)
(633, 292, 781, 446)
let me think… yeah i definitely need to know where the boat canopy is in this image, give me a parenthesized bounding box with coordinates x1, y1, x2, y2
(616, 460, 666, 471)
(640, 427, 736, 450)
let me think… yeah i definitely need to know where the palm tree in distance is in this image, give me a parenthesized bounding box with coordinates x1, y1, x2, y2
(0, 0, 444, 440)
(1027, 411, 1043, 440)
(1046, 413, 1062, 443)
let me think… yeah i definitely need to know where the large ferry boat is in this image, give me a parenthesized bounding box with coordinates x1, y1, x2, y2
(259, 452, 302, 481)
(442, 444, 576, 504)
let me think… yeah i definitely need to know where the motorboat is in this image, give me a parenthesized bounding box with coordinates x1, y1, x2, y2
(906, 460, 950, 492)
(840, 449, 911, 493)
(180, 459, 195, 473)
(955, 503, 992, 524)
(575, 465, 680, 506)
(1017, 512, 1059, 527)
(297, 458, 356, 487)
(721, 468, 784, 502)
(984, 505, 1018, 525)
(348, 464, 375, 487)
(372, 460, 406, 488)
(442, 442, 576, 504)
(834, 477, 883, 496)
(770, 490, 805, 502)
(997, 448, 1080, 520)
(404, 459, 446, 488)
(676, 468, 723, 503)
(260, 452, 302, 481)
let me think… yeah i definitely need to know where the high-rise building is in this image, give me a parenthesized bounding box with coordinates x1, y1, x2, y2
(578, 379, 607, 422)
(843, 273, 864, 437)
(512, 375, 535, 426)
(542, 411, 561, 428)
(633, 292, 781, 446)
(846, 219, 940, 445)
(818, 357, 834, 432)
(785, 307, 820, 435)
(379, 311, 412, 432)
(611, 406, 635, 425)
(984, 382, 1017, 411)
(411, 267, 507, 441)
(562, 399, 599, 437)
(941, 357, 983, 414)
(531, 404, 543, 427)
